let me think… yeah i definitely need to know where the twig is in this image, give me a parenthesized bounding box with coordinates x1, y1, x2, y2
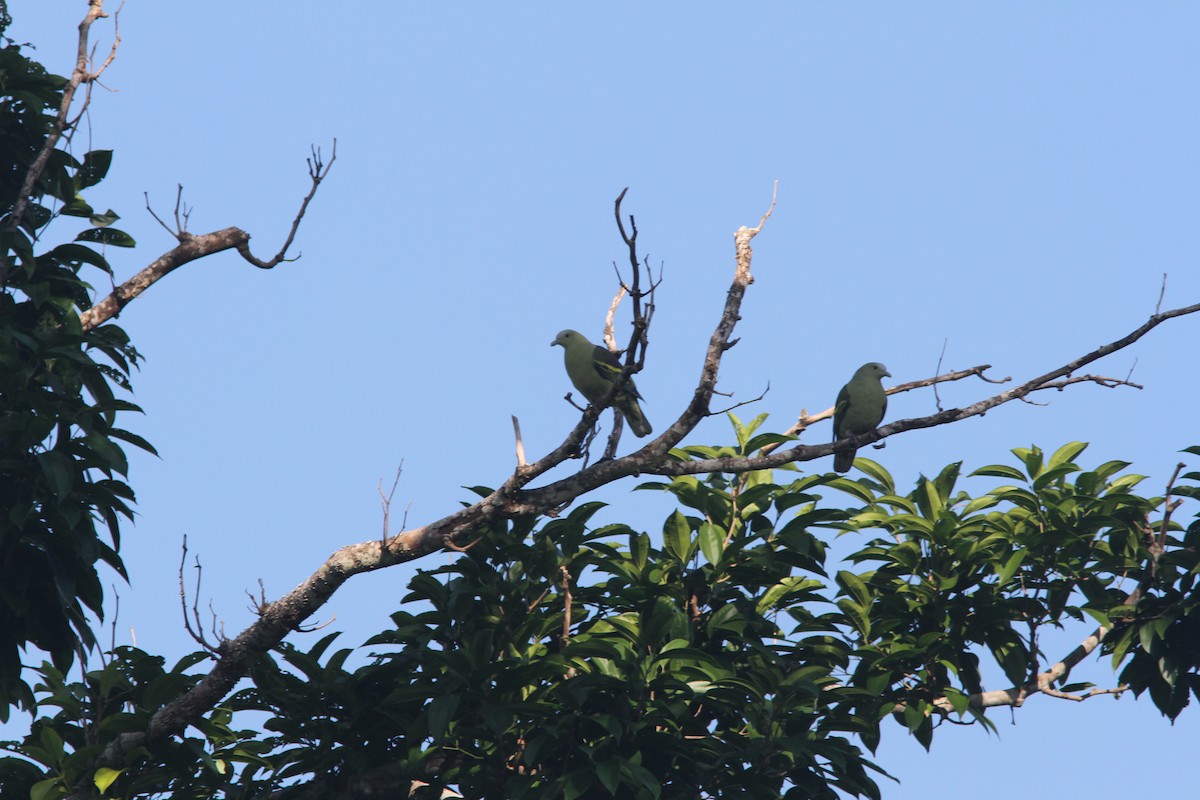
(178, 536, 218, 654)
(1038, 374, 1143, 391)
(174, 183, 191, 234)
(295, 615, 337, 634)
(709, 384, 770, 419)
(145, 184, 194, 240)
(933, 339, 948, 411)
(603, 413, 624, 461)
(1040, 684, 1129, 702)
(1150, 463, 1187, 575)
(235, 141, 337, 269)
(379, 464, 403, 545)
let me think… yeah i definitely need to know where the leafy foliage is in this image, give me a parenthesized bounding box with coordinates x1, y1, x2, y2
(6, 422, 1198, 799)
(0, 32, 149, 714)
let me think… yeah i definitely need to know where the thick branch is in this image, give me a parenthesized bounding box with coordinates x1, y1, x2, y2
(968, 626, 1111, 710)
(80, 227, 249, 329)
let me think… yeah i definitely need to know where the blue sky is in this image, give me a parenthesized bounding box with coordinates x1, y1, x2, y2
(7, 2, 1200, 796)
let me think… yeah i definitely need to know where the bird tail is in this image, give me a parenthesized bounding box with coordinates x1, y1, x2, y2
(621, 400, 653, 438)
(833, 449, 856, 473)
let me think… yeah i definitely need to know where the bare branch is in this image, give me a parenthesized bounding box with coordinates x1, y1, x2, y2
(933, 339, 949, 411)
(145, 188, 179, 238)
(1038, 374, 1143, 391)
(762, 365, 1002, 455)
(671, 301, 1200, 474)
(80, 227, 251, 330)
(235, 141, 337, 269)
(378, 464, 403, 544)
(88, 143, 334, 329)
(177, 536, 219, 655)
(709, 384, 770, 418)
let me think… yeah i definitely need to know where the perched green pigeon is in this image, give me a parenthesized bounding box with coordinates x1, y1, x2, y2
(551, 329, 653, 437)
(832, 362, 891, 473)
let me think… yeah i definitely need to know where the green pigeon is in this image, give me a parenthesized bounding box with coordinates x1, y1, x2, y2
(551, 329, 653, 437)
(832, 362, 891, 473)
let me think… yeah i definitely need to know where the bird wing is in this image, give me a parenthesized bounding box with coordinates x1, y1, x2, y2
(833, 384, 851, 440)
(591, 345, 644, 400)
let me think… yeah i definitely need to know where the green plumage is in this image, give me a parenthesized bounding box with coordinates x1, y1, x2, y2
(552, 329, 652, 437)
(832, 362, 890, 473)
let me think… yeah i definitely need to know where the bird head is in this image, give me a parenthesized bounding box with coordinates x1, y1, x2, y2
(859, 362, 891, 380)
(552, 329, 582, 348)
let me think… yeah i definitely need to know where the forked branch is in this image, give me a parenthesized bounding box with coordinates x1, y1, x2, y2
(81, 142, 336, 330)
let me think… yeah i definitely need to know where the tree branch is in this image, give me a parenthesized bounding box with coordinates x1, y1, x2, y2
(80, 227, 249, 329)
(2, 0, 115, 252)
(81, 142, 335, 330)
(653, 301, 1200, 476)
(235, 141, 336, 269)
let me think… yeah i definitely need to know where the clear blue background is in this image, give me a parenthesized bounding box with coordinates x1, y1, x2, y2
(7, 2, 1200, 796)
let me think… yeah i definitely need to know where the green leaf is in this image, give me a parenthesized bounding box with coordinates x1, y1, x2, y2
(60, 194, 94, 217)
(47, 242, 111, 274)
(1047, 441, 1088, 470)
(968, 464, 1028, 481)
(728, 411, 769, 451)
(77, 150, 113, 189)
(745, 432, 794, 453)
(31, 778, 64, 800)
(596, 759, 621, 795)
(828, 477, 877, 505)
(1012, 445, 1044, 478)
(37, 451, 75, 498)
(995, 549, 1026, 584)
(88, 208, 120, 227)
(836, 570, 872, 608)
(76, 227, 136, 247)
(698, 521, 724, 564)
(564, 769, 593, 800)
(662, 510, 692, 562)
(853, 457, 894, 493)
(426, 694, 460, 742)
